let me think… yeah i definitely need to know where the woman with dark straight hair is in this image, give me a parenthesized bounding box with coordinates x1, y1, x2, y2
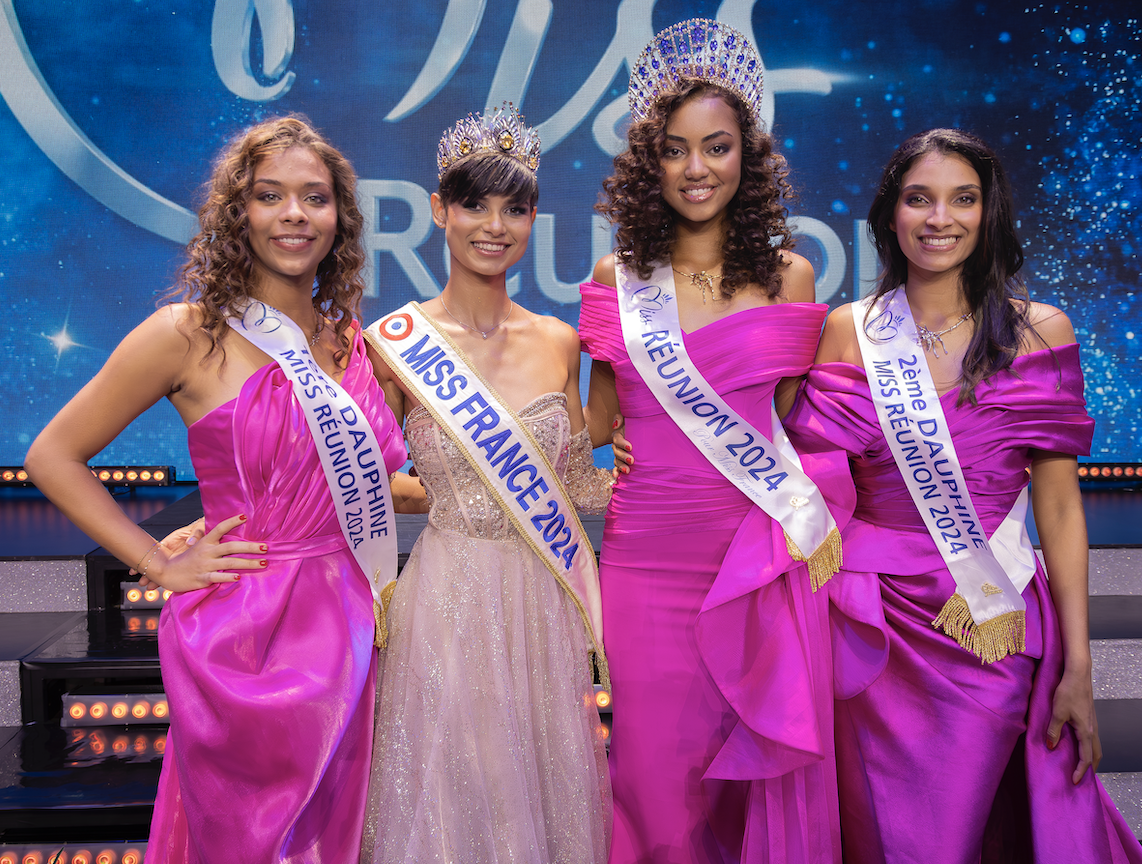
(786, 128, 1142, 862)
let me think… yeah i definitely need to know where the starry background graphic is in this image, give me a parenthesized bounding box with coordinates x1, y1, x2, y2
(0, 0, 1137, 477)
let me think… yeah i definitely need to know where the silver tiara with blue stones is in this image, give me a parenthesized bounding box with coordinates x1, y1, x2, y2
(437, 103, 541, 180)
(628, 19, 764, 129)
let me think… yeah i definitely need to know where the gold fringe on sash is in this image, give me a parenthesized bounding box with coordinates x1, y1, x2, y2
(373, 579, 399, 650)
(594, 650, 611, 693)
(932, 591, 1026, 664)
(785, 526, 843, 592)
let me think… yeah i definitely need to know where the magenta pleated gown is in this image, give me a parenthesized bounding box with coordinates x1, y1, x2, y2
(786, 344, 1142, 863)
(145, 328, 407, 863)
(580, 281, 853, 864)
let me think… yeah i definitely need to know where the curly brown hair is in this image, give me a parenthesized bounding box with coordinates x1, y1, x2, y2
(168, 114, 366, 364)
(597, 80, 796, 298)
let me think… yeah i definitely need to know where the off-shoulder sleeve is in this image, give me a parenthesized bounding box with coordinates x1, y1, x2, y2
(564, 427, 613, 515)
(970, 343, 1094, 457)
(785, 362, 883, 460)
(578, 280, 625, 363)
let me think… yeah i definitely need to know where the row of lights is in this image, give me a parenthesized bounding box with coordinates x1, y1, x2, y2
(66, 728, 167, 767)
(1078, 463, 1140, 480)
(62, 693, 169, 727)
(122, 582, 172, 609)
(0, 465, 173, 487)
(124, 611, 162, 633)
(0, 846, 145, 864)
(593, 685, 612, 745)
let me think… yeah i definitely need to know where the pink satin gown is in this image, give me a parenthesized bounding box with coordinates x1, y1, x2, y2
(786, 345, 1142, 863)
(145, 328, 406, 863)
(580, 280, 853, 864)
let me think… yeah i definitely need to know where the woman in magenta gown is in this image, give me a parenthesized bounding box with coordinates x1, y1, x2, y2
(580, 20, 851, 863)
(785, 128, 1142, 862)
(26, 116, 408, 862)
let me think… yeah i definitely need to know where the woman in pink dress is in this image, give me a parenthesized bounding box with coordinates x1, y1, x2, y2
(26, 116, 409, 862)
(580, 20, 851, 863)
(785, 128, 1142, 862)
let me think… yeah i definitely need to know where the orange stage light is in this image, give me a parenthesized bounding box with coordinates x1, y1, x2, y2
(111, 702, 129, 719)
(152, 701, 169, 719)
(69, 703, 87, 720)
(88, 702, 107, 720)
(132, 702, 149, 719)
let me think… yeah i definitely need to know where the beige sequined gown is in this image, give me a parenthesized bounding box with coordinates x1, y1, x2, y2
(361, 393, 612, 864)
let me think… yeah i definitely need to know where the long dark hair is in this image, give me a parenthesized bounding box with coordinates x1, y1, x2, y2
(867, 128, 1032, 404)
(597, 80, 795, 298)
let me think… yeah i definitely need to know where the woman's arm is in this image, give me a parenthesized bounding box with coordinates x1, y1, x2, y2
(25, 306, 266, 590)
(1031, 451, 1099, 783)
(773, 253, 817, 417)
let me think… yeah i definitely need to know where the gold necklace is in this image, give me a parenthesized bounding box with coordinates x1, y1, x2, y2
(672, 266, 723, 304)
(915, 313, 972, 354)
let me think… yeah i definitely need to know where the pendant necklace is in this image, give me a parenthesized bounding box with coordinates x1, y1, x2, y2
(672, 266, 723, 304)
(915, 313, 972, 355)
(441, 296, 513, 339)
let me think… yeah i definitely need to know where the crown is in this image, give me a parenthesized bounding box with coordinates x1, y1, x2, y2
(437, 103, 542, 180)
(628, 19, 764, 130)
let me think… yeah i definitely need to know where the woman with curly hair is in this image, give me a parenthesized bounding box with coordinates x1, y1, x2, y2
(26, 115, 408, 862)
(579, 20, 850, 863)
(784, 128, 1142, 863)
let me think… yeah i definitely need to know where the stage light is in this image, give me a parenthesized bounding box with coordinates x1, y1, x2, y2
(122, 853, 142, 864)
(72, 854, 92, 864)
(0, 853, 15, 864)
(121, 582, 168, 610)
(90, 465, 175, 487)
(96, 852, 114, 864)
(0, 467, 32, 486)
(62, 692, 170, 727)
(1077, 462, 1142, 485)
(112, 735, 129, 754)
(593, 683, 612, 713)
(20, 852, 42, 864)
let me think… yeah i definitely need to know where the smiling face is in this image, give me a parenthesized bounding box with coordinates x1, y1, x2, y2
(890, 152, 983, 284)
(246, 147, 338, 293)
(431, 192, 535, 279)
(659, 94, 743, 230)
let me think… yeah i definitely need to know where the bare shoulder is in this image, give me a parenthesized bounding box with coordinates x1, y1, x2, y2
(530, 310, 580, 351)
(1024, 301, 1076, 351)
(777, 251, 816, 304)
(591, 254, 618, 288)
(816, 302, 863, 365)
(122, 303, 201, 359)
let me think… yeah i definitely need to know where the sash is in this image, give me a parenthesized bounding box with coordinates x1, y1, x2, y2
(616, 263, 842, 590)
(227, 301, 398, 648)
(364, 303, 609, 687)
(854, 289, 1033, 663)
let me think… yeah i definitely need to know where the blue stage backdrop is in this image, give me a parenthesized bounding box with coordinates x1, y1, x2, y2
(1, 1, 1138, 478)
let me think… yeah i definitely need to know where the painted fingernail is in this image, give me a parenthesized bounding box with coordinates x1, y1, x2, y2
(239, 514, 248, 522)
(612, 418, 620, 429)
(259, 559, 267, 567)
(260, 544, 268, 552)
(234, 574, 241, 581)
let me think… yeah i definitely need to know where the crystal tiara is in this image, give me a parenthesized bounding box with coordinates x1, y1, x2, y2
(628, 18, 764, 129)
(436, 103, 542, 180)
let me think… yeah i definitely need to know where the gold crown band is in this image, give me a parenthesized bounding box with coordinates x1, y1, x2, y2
(437, 103, 542, 180)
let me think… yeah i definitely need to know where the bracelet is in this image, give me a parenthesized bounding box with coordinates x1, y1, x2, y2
(135, 539, 162, 577)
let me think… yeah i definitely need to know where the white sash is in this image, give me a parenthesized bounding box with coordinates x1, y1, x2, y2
(853, 289, 1033, 662)
(365, 303, 609, 686)
(616, 263, 841, 590)
(227, 301, 398, 647)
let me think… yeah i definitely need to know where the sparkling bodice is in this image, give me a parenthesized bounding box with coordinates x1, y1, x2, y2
(406, 392, 608, 541)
